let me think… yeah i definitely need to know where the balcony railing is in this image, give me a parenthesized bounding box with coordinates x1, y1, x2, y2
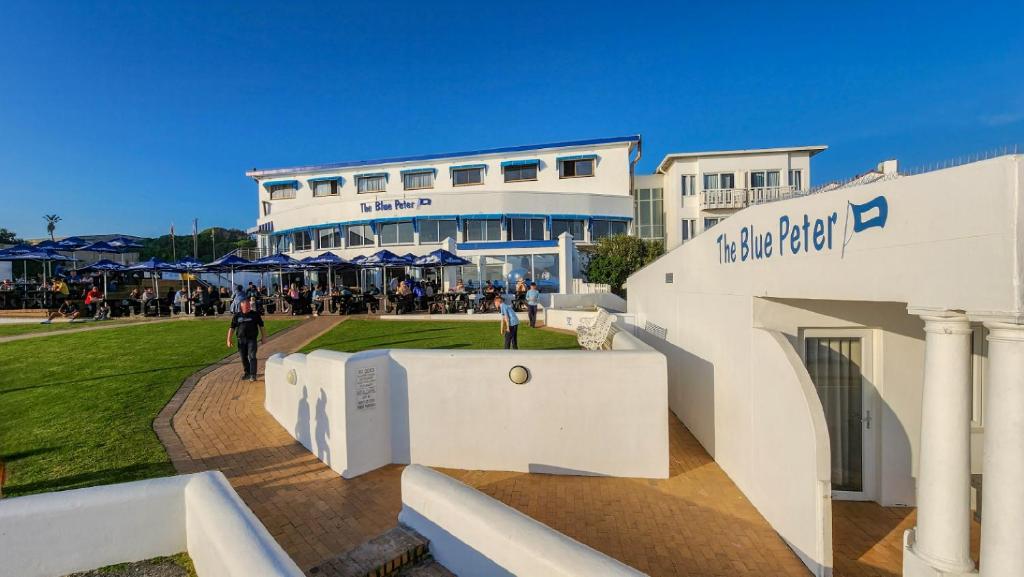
(701, 186, 803, 209)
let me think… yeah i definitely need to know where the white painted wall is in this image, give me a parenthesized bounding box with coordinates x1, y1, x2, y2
(548, 292, 627, 312)
(0, 472, 302, 577)
(265, 333, 668, 480)
(398, 465, 648, 577)
(627, 155, 1023, 575)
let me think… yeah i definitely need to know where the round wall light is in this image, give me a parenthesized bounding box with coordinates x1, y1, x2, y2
(286, 369, 298, 385)
(508, 365, 530, 385)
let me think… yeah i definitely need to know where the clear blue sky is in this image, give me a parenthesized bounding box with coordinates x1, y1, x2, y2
(2, 0, 1022, 238)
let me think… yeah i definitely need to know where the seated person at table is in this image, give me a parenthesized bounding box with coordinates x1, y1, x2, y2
(210, 286, 224, 314)
(123, 288, 142, 315)
(42, 299, 81, 324)
(140, 287, 157, 315)
(84, 286, 103, 318)
(454, 279, 465, 293)
(165, 287, 177, 310)
(483, 281, 496, 295)
(412, 282, 426, 310)
(95, 298, 111, 320)
(515, 277, 527, 296)
(311, 285, 326, 316)
(246, 282, 259, 300)
(395, 281, 413, 314)
(52, 277, 70, 304)
(174, 288, 190, 315)
(0, 279, 12, 291)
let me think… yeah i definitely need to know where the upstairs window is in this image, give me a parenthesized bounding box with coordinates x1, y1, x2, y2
(463, 219, 502, 242)
(451, 165, 485, 186)
(502, 160, 539, 183)
(419, 219, 458, 244)
(509, 218, 545, 241)
(267, 183, 297, 200)
(402, 169, 435, 190)
(378, 221, 415, 246)
(262, 201, 272, 216)
(559, 157, 595, 178)
(750, 170, 781, 189)
(702, 173, 735, 190)
(681, 175, 697, 197)
(356, 174, 388, 193)
(346, 224, 375, 247)
(551, 219, 585, 240)
(789, 169, 803, 191)
(310, 178, 341, 197)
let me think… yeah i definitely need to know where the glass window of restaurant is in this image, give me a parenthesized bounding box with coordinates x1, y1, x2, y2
(378, 221, 414, 246)
(292, 230, 313, 252)
(551, 219, 584, 241)
(346, 224, 375, 247)
(463, 219, 502, 242)
(508, 218, 545, 241)
(318, 227, 342, 249)
(419, 219, 458, 244)
(591, 219, 628, 240)
(635, 187, 664, 240)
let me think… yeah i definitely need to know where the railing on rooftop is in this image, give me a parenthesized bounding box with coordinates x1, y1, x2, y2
(701, 186, 804, 209)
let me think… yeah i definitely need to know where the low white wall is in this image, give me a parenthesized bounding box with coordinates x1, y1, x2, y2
(549, 292, 627, 312)
(543, 307, 637, 335)
(398, 465, 647, 577)
(0, 472, 302, 577)
(265, 336, 668, 480)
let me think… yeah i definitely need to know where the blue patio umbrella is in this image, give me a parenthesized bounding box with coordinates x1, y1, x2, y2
(202, 254, 252, 285)
(360, 250, 411, 302)
(55, 236, 89, 250)
(249, 253, 302, 294)
(0, 243, 34, 256)
(172, 257, 205, 311)
(106, 236, 144, 264)
(412, 249, 471, 290)
(76, 259, 126, 299)
(34, 240, 61, 249)
(80, 240, 121, 254)
(300, 252, 350, 294)
(125, 257, 176, 294)
(1, 249, 72, 288)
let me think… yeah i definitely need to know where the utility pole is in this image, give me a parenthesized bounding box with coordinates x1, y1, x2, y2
(211, 227, 216, 260)
(192, 218, 198, 258)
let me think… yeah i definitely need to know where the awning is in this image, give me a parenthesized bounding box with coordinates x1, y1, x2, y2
(415, 214, 460, 221)
(354, 172, 389, 181)
(555, 154, 598, 162)
(307, 176, 344, 184)
(399, 167, 437, 175)
(262, 179, 299, 190)
(500, 159, 540, 168)
(449, 163, 488, 172)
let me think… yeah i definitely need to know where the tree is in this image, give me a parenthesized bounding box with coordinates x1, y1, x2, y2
(0, 228, 22, 245)
(44, 214, 62, 241)
(140, 227, 255, 262)
(584, 235, 664, 297)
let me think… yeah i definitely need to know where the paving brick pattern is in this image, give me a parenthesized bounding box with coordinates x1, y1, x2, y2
(158, 316, 952, 577)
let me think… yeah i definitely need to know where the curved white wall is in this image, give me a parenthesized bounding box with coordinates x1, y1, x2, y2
(0, 472, 303, 577)
(398, 464, 647, 577)
(265, 335, 668, 480)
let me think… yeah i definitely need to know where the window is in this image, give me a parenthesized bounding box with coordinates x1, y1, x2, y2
(635, 188, 664, 240)
(504, 163, 538, 183)
(591, 219, 627, 240)
(681, 219, 696, 243)
(789, 169, 803, 191)
(702, 173, 735, 190)
(356, 174, 387, 193)
(346, 224, 375, 247)
(560, 158, 594, 178)
(463, 219, 502, 242)
(551, 219, 585, 240)
(378, 221, 414, 245)
(312, 180, 340, 197)
(452, 167, 484, 186)
(681, 175, 696, 198)
(402, 170, 434, 190)
(274, 234, 290, 253)
(509, 218, 545, 241)
(292, 230, 312, 252)
(703, 217, 721, 230)
(750, 170, 781, 188)
(318, 227, 341, 249)
(268, 184, 296, 200)
(419, 219, 458, 244)
(262, 201, 272, 216)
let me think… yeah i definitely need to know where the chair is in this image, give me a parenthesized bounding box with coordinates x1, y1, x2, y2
(576, 308, 616, 351)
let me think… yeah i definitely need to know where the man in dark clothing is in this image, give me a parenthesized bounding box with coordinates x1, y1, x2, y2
(226, 299, 266, 381)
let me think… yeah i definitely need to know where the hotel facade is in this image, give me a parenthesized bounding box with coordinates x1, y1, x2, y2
(248, 136, 826, 291)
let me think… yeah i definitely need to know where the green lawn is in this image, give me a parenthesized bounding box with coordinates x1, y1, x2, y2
(0, 319, 134, 338)
(301, 318, 578, 354)
(0, 318, 298, 497)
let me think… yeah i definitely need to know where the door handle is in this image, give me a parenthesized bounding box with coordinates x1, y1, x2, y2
(865, 410, 872, 430)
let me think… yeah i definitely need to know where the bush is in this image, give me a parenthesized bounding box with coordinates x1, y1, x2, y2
(584, 235, 664, 297)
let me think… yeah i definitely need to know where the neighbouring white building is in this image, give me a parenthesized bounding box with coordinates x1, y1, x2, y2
(628, 153, 1024, 577)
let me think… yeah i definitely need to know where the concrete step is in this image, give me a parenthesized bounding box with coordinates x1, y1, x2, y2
(309, 526, 431, 577)
(395, 559, 456, 576)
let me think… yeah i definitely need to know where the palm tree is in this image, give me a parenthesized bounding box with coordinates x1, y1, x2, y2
(44, 214, 62, 241)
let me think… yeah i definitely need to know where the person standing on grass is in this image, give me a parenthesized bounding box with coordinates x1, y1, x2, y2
(227, 299, 266, 381)
(495, 294, 519, 350)
(525, 282, 540, 328)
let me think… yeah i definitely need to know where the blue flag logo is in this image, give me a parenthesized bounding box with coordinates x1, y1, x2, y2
(842, 195, 888, 256)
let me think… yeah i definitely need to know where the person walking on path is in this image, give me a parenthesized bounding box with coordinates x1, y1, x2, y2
(495, 294, 519, 350)
(525, 282, 540, 328)
(226, 299, 266, 381)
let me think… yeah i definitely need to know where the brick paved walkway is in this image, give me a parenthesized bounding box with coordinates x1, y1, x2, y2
(157, 316, 953, 577)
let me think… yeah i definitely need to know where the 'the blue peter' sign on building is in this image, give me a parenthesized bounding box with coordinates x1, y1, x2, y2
(360, 198, 432, 214)
(716, 195, 888, 264)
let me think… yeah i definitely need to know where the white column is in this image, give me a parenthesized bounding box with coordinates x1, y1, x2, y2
(557, 232, 573, 295)
(908, 309, 975, 574)
(979, 321, 1024, 576)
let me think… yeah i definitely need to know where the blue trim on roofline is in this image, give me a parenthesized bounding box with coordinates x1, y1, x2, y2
(247, 135, 640, 177)
(457, 240, 559, 251)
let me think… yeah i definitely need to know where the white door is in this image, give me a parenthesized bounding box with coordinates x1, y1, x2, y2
(802, 329, 878, 501)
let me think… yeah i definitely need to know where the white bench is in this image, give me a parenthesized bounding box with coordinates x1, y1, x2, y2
(576, 307, 617, 350)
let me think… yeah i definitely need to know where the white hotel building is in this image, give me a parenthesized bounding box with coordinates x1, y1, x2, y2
(248, 137, 826, 290)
